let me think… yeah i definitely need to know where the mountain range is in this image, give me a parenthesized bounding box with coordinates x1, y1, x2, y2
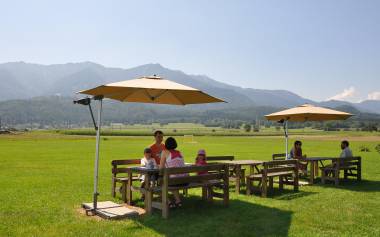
(0, 61, 379, 114)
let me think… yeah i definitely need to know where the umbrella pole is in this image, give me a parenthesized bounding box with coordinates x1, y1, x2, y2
(92, 98, 103, 213)
(285, 120, 289, 159)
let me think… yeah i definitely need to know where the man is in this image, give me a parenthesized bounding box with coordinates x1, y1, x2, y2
(340, 140, 353, 158)
(150, 130, 165, 165)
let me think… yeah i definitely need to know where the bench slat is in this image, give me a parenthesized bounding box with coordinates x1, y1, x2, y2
(168, 173, 223, 185)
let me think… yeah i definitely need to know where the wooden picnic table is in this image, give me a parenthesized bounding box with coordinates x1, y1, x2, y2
(301, 157, 347, 185)
(219, 160, 264, 194)
(126, 164, 229, 217)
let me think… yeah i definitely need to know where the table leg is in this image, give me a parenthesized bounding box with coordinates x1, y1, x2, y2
(144, 175, 152, 214)
(309, 161, 315, 185)
(235, 165, 241, 195)
(126, 171, 132, 205)
(315, 161, 319, 176)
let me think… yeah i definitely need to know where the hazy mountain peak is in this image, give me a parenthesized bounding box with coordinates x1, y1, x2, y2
(0, 61, 379, 114)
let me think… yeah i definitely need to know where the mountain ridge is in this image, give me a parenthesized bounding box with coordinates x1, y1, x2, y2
(0, 61, 379, 113)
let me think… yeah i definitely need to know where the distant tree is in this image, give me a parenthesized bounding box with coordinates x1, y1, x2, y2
(244, 124, 251, 132)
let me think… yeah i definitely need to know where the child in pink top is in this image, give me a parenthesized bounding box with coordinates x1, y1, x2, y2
(195, 149, 208, 175)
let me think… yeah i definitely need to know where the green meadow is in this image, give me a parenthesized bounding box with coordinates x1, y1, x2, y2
(1, 132, 380, 237)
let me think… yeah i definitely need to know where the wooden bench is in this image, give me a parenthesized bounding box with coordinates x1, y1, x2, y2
(207, 156, 246, 185)
(321, 156, 361, 186)
(111, 159, 141, 202)
(147, 164, 229, 218)
(246, 159, 299, 197)
(273, 153, 309, 176)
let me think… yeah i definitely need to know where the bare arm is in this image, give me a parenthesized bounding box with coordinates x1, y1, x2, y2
(159, 150, 169, 169)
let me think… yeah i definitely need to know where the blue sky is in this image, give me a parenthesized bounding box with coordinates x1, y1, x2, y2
(1, 0, 379, 102)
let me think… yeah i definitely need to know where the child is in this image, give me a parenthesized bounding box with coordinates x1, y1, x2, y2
(140, 148, 158, 200)
(195, 149, 208, 175)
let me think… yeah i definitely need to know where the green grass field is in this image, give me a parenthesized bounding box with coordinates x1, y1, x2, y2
(1, 132, 380, 237)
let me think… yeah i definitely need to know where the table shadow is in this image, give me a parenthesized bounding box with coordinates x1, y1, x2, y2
(130, 196, 292, 237)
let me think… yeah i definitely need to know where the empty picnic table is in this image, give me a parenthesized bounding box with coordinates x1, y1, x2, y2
(219, 160, 264, 194)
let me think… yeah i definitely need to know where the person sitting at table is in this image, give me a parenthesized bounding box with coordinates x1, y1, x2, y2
(195, 149, 208, 175)
(159, 137, 187, 208)
(340, 140, 353, 158)
(150, 130, 165, 165)
(140, 148, 157, 200)
(289, 140, 308, 173)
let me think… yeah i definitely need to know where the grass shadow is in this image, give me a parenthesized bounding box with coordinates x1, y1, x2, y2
(315, 179, 380, 192)
(131, 196, 292, 237)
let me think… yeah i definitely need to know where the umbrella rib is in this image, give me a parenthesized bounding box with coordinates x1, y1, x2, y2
(143, 89, 169, 101)
(170, 91, 185, 105)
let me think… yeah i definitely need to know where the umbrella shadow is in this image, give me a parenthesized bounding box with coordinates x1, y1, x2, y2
(131, 196, 293, 237)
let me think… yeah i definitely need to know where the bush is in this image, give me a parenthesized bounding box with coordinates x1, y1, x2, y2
(359, 145, 370, 152)
(375, 144, 380, 154)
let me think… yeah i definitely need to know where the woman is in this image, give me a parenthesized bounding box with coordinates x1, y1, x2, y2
(159, 137, 187, 208)
(290, 140, 307, 173)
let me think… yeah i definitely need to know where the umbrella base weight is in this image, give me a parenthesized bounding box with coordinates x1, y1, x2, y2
(82, 201, 139, 219)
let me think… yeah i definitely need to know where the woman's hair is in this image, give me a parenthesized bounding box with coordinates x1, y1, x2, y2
(165, 137, 177, 150)
(294, 140, 302, 146)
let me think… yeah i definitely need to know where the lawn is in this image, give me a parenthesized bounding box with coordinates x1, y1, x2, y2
(0, 132, 379, 237)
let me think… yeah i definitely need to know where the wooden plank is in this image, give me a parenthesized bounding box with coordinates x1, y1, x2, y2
(111, 159, 140, 166)
(168, 173, 223, 185)
(164, 164, 227, 175)
(207, 156, 234, 161)
(267, 166, 295, 173)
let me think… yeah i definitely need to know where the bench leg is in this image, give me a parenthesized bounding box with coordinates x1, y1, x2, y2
(241, 169, 246, 186)
(246, 177, 251, 195)
(202, 187, 208, 201)
(122, 182, 127, 203)
(321, 170, 326, 184)
(261, 176, 267, 198)
(235, 165, 241, 195)
(279, 176, 284, 191)
(183, 188, 188, 196)
(127, 172, 132, 205)
(111, 178, 116, 197)
(334, 169, 340, 186)
(269, 177, 273, 193)
(357, 163, 362, 181)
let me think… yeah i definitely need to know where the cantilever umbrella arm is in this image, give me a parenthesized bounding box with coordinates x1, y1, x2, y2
(74, 95, 104, 215)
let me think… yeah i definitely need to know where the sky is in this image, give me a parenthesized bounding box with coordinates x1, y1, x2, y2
(1, 0, 379, 102)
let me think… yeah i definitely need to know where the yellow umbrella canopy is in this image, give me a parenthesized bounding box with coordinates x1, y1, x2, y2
(79, 75, 225, 105)
(265, 104, 353, 122)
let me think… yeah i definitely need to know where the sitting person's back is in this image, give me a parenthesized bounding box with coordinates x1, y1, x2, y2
(340, 140, 353, 158)
(159, 137, 187, 207)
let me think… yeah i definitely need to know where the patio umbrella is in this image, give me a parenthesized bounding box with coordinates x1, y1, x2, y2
(76, 75, 225, 214)
(265, 104, 353, 158)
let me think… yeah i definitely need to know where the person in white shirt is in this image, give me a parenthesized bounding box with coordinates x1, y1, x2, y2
(340, 140, 353, 158)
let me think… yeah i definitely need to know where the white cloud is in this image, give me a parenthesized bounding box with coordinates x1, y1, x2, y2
(367, 91, 380, 101)
(327, 87, 356, 101)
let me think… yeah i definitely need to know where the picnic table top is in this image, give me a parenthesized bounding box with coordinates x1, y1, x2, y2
(218, 160, 264, 165)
